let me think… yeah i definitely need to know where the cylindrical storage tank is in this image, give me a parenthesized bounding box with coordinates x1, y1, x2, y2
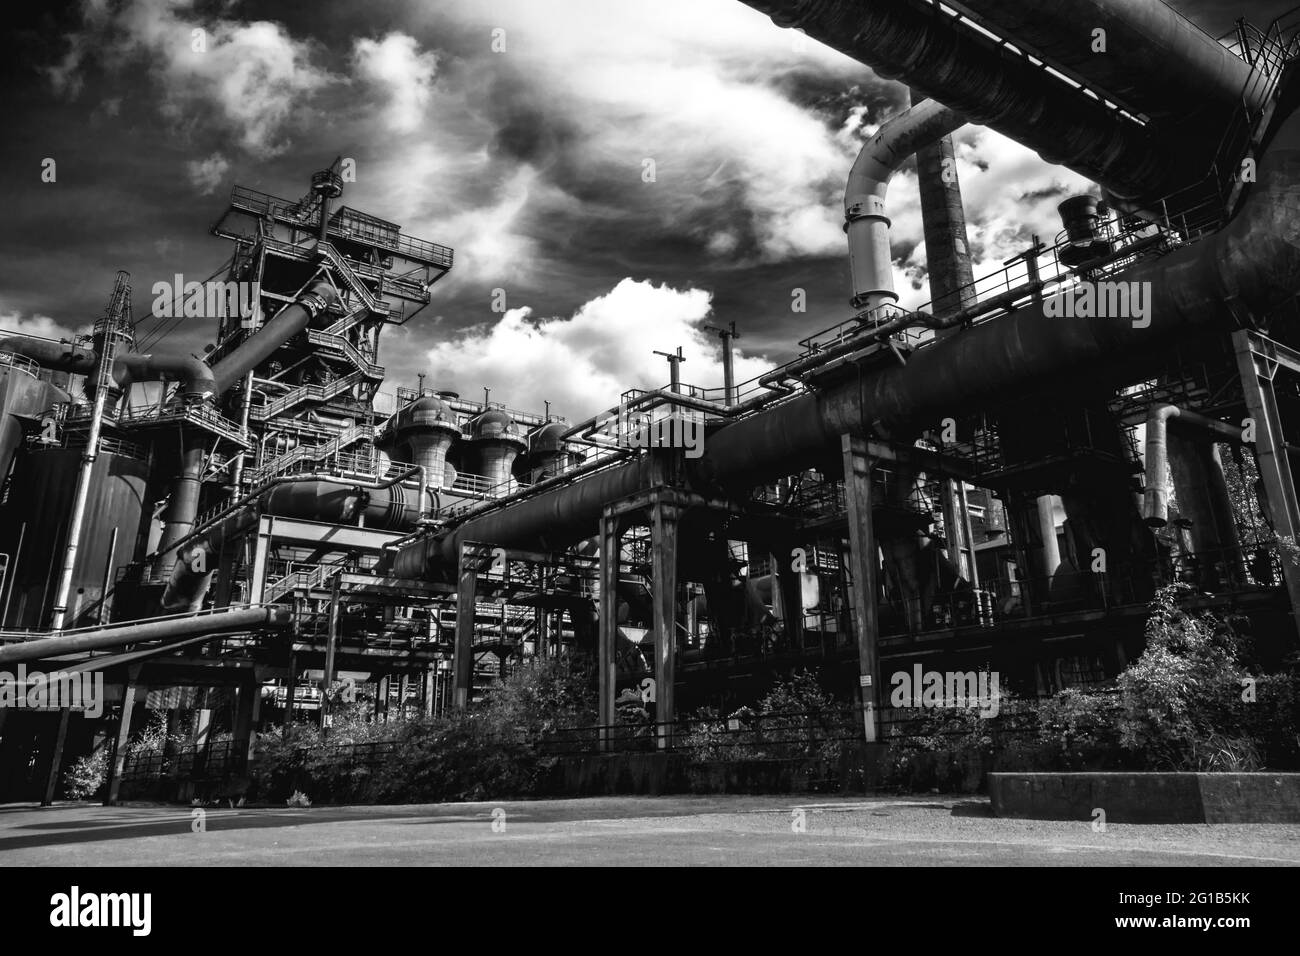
(0, 441, 148, 628)
(393, 395, 460, 491)
(467, 409, 526, 494)
(0, 355, 70, 487)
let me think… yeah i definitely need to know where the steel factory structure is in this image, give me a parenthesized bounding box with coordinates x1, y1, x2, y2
(3, 0, 1300, 802)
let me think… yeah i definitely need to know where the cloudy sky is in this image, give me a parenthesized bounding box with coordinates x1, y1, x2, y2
(1, 0, 1291, 420)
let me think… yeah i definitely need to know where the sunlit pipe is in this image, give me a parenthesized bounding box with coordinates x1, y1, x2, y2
(943, 0, 1260, 126)
(0, 605, 291, 666)
(161, 467, 426, 612)
(1142, 404, 1244, 527)
(739, 0, 1166, 204)
(0, 337, 97, 376)
(846, 100, 966, 311)
(112, 353, 216, 400)
(210, 279, 338, 395)
(394, 103, 1300, 576)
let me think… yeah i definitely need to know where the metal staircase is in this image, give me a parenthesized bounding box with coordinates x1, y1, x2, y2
(306, 328, 384, 379)
(250, 370, 365, 422)
(249, 422, 376, 483)
(315, 243, 381, 314)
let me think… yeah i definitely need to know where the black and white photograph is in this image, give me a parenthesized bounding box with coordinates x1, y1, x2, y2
(0, 0, 1297, 920)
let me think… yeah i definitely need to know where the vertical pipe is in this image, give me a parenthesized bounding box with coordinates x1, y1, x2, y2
(650, 501, 679, 749)
(231, 369, 254, 488)
(321, 571, 340, 731)
(842, 434, 881, 744)
(719, 327, 737, 405)
(598, 513, 619, 749)
(50, 379, 109, 629)
(283, 649, 297, 743)
(1037, 496, 1062, 580)
(453, 547, 477, 709)
(157, 437, 207, 572)
(2, 522, 25, 627)
(98, 528, 118, 626)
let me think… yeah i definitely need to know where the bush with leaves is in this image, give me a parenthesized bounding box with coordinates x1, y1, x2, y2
(252, 655, 599, 805)
(1114, 584, 1259, 770)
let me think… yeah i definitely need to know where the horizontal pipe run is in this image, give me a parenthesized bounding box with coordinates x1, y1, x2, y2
(391, 103, 1300, 576)
(0, 605, 291, 666)
(0, 338, 97, 376)
(113, 353, 216, 400)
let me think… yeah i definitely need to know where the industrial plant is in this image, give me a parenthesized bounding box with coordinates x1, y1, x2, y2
(2, 0, 1300, 810)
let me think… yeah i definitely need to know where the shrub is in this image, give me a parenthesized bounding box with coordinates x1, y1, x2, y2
(252, 655, 599, 804)
(63, 746, 109, 801)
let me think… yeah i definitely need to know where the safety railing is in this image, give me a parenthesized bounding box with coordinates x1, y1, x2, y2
(305, 329, 384, 378)
(251, 370, 365, 421)
(0, 350, 41, 378)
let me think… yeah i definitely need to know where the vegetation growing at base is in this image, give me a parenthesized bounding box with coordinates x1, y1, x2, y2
(884, 585, 1300, 791)
(252, 656, 598, 804)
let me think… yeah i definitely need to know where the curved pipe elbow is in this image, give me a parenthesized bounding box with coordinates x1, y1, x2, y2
(1142, 404, 1243, 527)
(846, 100, 965, 312)
(112, 353, 216, 400)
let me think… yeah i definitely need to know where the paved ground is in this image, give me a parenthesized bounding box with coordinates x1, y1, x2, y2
(1, 795, 1298, 866)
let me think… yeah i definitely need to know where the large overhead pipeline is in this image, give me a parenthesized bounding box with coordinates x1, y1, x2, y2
(0, 337, 97, 375)
(113, 353, 216, 400)
(942, 0, 1260, 126)
(163, 469, 426, 612)
(0, 604, 291, 666)
(739, 0, 1208, 206)
(395, 103, 1300, 579)
(210, 279, 337, 395)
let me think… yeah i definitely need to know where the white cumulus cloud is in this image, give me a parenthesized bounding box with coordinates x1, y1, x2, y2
(352, 33, 438, 135)
(422, 278, 771, 420)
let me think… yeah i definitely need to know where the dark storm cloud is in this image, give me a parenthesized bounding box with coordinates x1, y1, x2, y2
(3, 0, 1296, 412)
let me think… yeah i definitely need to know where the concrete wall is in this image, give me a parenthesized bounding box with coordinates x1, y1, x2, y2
(989, 772, 1300, 823)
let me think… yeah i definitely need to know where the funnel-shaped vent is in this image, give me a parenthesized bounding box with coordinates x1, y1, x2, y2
(394, 394, 460, 490)
(468, 409, 526, 491)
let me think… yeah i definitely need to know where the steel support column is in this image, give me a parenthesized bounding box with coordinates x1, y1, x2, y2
(650, 499, 680, 749)
(105, 666, 143, 806)
(842, 434, 881, 744)
(41, 707, 72, 806)
(320, 571, 341, 730)
(453, 546, 479, 709)
(598, 511, 621, 749)
(1233, 330, 1300, 639)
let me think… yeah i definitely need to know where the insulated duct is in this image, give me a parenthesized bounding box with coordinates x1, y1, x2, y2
(162, 474, 425, 611)
(1142, 405, 1245, 588)
(941, 0, 1260, 126)
(846, 99, 966, 311)
(209, 279, 338, 395)
(0, 338, 97, 376)
(740, 0, 1210, 206)
(112, 353, 216, 400)
(0, 605, 291, 666)
(394, 101, 1300, 580)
